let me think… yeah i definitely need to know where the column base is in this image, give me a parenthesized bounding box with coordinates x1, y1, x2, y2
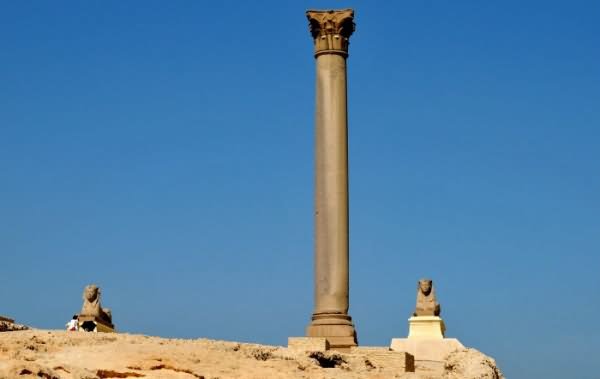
(306, 312, 358, 351)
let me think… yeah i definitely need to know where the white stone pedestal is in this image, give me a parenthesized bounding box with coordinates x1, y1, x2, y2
(407, 316, 445, 339)
(390, 316, 463, 362)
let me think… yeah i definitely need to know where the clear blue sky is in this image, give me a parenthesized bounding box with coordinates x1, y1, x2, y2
(1, 1, 598, 378)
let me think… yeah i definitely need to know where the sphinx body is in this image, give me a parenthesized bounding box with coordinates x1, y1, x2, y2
(80, 284, 112, 325)
(413, 279, 441, 317)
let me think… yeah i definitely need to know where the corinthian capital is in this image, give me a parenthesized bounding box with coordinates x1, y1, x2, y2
(306, 9, 355, 57)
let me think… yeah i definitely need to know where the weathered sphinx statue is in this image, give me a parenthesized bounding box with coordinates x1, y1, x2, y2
(80, 284, 113, 326)
(413, 278, 441, 317)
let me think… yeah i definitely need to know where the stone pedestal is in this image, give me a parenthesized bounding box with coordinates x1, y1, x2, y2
(408, 316, 445, 339)
(79, 316, 115, 333)
(390, 316, 463, 362)
(390, 338, 464, 362)
(304, 8, 358, 352)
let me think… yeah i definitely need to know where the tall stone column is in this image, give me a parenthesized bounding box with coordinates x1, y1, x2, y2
(305, 9, 357, 350)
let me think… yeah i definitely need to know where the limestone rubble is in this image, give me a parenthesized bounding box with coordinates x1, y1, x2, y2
(0, 320, 28, 333)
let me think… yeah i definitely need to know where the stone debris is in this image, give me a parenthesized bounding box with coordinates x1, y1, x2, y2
(0, 320, 29, 332)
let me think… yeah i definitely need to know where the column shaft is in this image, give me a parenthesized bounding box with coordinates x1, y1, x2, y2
(314, 53, 349, 315)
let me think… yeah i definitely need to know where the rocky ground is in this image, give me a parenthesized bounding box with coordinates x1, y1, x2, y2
(0, 329, 503, 379)
(0, 321, 28, 333)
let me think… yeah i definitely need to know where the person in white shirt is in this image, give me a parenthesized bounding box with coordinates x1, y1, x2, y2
(66, 315, 78, 331)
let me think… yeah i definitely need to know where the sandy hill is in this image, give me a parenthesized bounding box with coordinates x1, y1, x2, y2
(0, 329, 503, 379)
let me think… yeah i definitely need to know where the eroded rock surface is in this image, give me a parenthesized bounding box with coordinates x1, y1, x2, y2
(0, 330, 503, 379)
(443, 348, 505, 379)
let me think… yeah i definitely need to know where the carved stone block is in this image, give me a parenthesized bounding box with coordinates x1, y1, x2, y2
(351, 347, 415, 373)
(287, 337, 329, 351)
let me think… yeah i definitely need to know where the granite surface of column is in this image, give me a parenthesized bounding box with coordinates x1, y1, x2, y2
(305, 8, 357, 350)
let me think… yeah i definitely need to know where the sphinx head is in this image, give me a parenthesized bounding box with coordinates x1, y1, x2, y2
(418, 279, 433, 296)
(83, 284, 100, 302)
